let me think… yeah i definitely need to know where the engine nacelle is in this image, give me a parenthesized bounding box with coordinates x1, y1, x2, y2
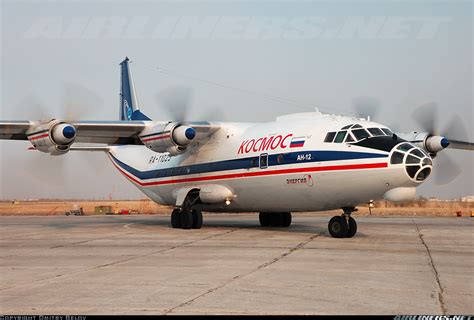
(26, 120, 77, 156)
(425, 135, 450, 153)
(397, 131, 449, 154)
(139, 122, 196, 156)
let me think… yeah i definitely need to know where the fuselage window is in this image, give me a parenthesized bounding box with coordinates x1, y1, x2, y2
(367, 128, 384, 136)
(324, 132, 336, 143)
(277, 154, 284, 164)
(345, 133, 355, 143)
(381, 128, 393, 136)
(352, 128, 370, 141)
(251, 158, 258, 167)
(334, 131, 347, 143)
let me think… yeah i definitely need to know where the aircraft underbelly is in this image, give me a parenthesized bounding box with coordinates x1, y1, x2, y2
(140, 166, 403, 212)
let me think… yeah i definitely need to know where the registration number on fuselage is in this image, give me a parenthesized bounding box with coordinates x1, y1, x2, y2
(149, 154, 171, 164)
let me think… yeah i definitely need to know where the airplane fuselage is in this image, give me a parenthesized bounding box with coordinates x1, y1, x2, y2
(108, 113, 425, 213)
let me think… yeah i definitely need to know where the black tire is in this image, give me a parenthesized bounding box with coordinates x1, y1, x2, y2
(171, 209, 181, 228)
(270, 212, 284, 227)
(259, 212, 271, 227)
(281, 212, 292, 228)
(328, 216, 348, 238)
(192, 210, 203, 229)
(181, 210, 193, 230)
(346, 216, 357, 238)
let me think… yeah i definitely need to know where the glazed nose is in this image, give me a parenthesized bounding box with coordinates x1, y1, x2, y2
(390, 143, 433, 182)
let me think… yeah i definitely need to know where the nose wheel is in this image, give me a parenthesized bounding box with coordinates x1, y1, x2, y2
(328, 207, 357, 238)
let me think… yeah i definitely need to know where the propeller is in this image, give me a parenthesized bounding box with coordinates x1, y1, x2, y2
(156, 86, 194, 122)
(156, 85, 228, 122)
(20, 83, 104, 185)
(411, 102, 473, 185)
(351, 96, 381, 120)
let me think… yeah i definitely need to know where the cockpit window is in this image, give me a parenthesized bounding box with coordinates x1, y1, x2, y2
(367, 128, 384, 136)
(397, 143, 414, 152)
(345, 133, 354, 142)
(352, 124, 362, 129)
(381, 128, 393, 136)
(390, 151, 404, 164)
(352, 128, 370, 140)
(324, 132, 336, 143)
(341, 124, 352, 130)
(412, 149, 425, 158)
(334, 131, 347, 143)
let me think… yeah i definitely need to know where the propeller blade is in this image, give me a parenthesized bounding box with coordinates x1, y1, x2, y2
(433, 153, 462, 185)
(156, 86, 193, 121)
(18, 95, 50, 121)
(351, 96, 380, 120)
(441, 114, 470, 141)
(447, 140, 474, 151)
(24, 152, 67, 186)
(61, 83, 103, 120)
(195, 105, 228, 122)
(411, 102, 437, 134)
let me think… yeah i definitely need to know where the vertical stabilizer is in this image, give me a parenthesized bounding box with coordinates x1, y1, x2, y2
(119, 57, 151, 121)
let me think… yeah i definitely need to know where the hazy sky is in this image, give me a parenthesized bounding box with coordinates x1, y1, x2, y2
(1, 0, 472, 200)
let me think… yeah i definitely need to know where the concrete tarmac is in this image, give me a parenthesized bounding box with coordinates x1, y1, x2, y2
(0, 214, 472, 315)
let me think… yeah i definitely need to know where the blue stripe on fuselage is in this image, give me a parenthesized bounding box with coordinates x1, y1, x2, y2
(110, 150, 388, 181)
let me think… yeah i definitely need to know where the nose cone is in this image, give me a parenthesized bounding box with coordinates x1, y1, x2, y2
(390, 143, 433, 183)
(441, 137, 450, 148)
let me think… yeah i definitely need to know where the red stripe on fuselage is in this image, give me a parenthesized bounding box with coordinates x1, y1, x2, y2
(109, 156, 388, 187)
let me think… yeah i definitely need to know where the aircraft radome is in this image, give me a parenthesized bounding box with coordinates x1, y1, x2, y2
(1, 57, 473, 238)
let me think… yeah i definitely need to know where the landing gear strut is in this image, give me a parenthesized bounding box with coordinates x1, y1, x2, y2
(328, 207, 357, 238)
(170, 190, 203, 230)
(259, 212, 292, 228)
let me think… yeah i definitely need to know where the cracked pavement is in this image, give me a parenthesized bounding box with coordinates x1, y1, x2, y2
(0, 214, 472, 314)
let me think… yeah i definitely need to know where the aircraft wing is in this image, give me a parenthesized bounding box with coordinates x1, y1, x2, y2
(0, 120, 220, 145)
(0, 120, 147, 144)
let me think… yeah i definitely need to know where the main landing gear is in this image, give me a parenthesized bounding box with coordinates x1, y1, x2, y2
(259, 212, 292, 228)
(170, 189, 203, 230)
(171, 208, 203, 229)
(328, 207, 357, 238)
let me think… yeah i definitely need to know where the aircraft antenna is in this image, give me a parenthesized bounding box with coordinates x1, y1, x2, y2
(156, 66, 348, 114)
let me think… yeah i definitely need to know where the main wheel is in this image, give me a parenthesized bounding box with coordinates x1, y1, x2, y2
(259, 212, 271, 227)
(171, 209, 181, 228)
(181, 210, 193, 229)
(270, 213, 283, 227)
(281, 212, 292, 228)
(192, 210, 203, 229)
(328, 216, 348, 238)
(346, 216, 357, 238)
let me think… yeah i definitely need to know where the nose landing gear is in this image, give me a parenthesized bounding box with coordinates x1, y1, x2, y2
(328, 207, 357, 238)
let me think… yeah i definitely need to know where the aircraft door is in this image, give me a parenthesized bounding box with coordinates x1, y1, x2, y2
(259, 153, 268, 169)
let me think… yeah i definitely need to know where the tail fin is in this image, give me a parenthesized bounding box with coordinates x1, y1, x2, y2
(119, 57, 151, 121)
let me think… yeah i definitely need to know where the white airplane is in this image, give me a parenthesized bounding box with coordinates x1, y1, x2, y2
(1, 57, 472, 238)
